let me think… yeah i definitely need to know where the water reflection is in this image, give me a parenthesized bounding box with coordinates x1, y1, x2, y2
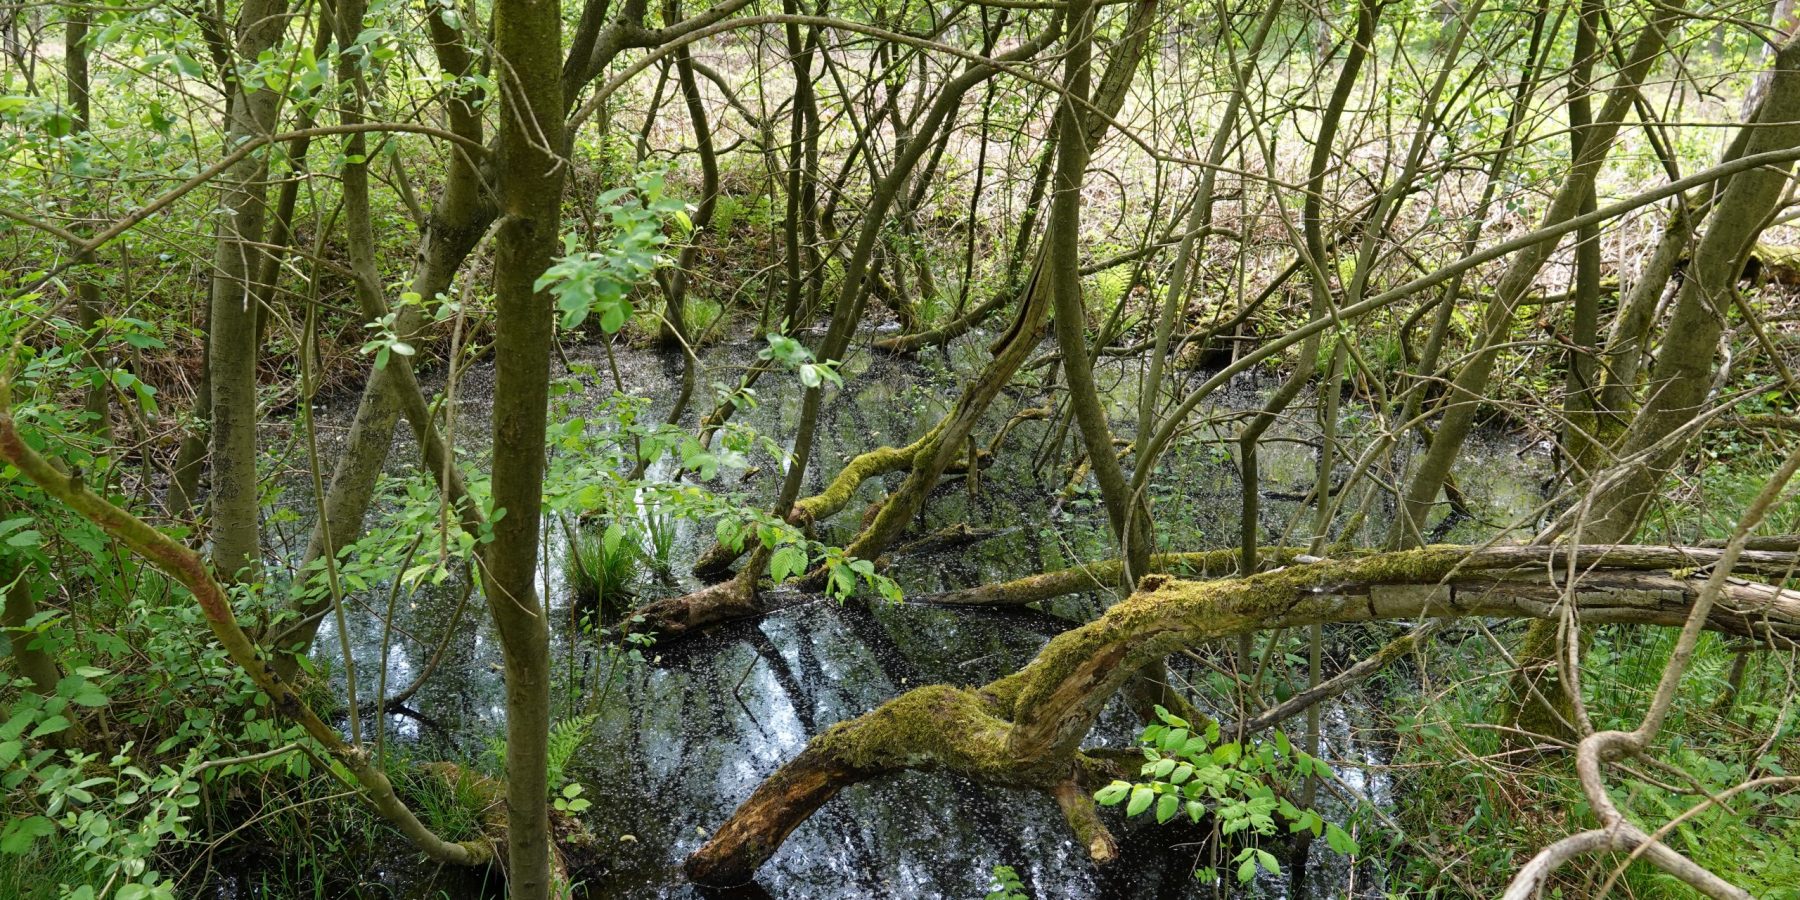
(287, 329, 1545, 898)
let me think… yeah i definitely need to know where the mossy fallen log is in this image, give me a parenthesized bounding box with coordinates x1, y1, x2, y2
(686, 545, 1800, 886)
(1746, 242, 1800, 283)
(630, 569, 761, 637)
(916, 548, 1307, 606)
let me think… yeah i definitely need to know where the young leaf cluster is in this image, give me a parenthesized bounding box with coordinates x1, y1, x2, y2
(1093, 705, 1359, 884)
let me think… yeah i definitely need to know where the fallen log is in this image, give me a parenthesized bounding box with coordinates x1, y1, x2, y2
(884, 522, 1010, 559)
(630, 566, 762, 637)
(1746, 242, 1800, 283)
(686, 545, 1800, 886)
(916, 544, 1800, 608)
(916, 548, 1306, 606)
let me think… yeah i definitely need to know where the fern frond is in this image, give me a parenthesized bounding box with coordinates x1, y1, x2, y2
(546, 713, 598, 789)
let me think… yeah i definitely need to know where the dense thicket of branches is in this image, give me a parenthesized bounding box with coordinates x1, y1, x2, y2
(1, 0, 1798, 895)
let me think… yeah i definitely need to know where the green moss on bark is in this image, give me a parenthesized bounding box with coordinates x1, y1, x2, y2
(814, 684, 1045, 783)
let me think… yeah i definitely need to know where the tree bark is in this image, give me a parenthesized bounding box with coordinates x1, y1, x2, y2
(65, 5, 106, 439)
(687, 544, 1800, 885)
(1560, 0, 1603, 471)
(488, 0, 568, 892)
(1389, 1, 1688, 547)
(204, 0, 292, 580)
(1565, 34, 1800, 541)
(1047, 0, 1152, 583)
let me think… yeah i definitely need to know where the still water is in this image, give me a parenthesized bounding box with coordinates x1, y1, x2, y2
(237, 328, 1545, 898)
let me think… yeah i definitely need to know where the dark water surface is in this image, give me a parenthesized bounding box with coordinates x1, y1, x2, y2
(245, 328, 1546, 898)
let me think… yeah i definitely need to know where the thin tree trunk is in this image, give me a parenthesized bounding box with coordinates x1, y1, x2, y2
(1388, 1, 1687, 547)
(1048, 0, 1150, 580)
(204, 0, 291, 580)
(1560, 34, 1800, 543)
(1561, 0, 1603, 472)
(0, 556, 87, 748)
(487, 0, 567, 891)
(1500, 31, 1800, 740)
(65, 6, 106, 439)
(270, 11, 492, 675)
(653, 0, 718, 423)
(1240, 0, 1379, 577)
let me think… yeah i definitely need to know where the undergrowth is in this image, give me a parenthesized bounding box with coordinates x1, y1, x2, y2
(1385, 623, 1800, 898)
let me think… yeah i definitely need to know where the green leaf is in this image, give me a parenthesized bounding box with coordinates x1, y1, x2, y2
(1094, 781, 1131, 806)
(0, 815, 54, 854)
(1325, 822, 1359, 855)
(1126, 785, 1154, 817)
(1316, 757, 1336, 780)
(0, 517, 39, 549)
(828, 564, 855, 598)
(29, 715, 70, 739)
(1153, 705, 1189, 729)
(599, 303, 625, 333)
(1159, 727, 1189, 752)
(1155, 793, 1178, 824)
(770, 546, 807, 583)
(1255, 848, 1280, 875)
(715, 519, 742, 552)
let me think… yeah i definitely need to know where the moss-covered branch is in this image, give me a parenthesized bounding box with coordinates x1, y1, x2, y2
(686, 545, 1800, 885)
(0, 407, 492, 867)
(918, 548, 1306, 607)
(691, 422, 946, 576)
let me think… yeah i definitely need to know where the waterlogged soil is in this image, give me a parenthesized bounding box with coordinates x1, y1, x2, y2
(236, 324, 1548, 899)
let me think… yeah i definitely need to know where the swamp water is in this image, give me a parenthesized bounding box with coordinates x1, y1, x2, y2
(217, 329, 1548, 899)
